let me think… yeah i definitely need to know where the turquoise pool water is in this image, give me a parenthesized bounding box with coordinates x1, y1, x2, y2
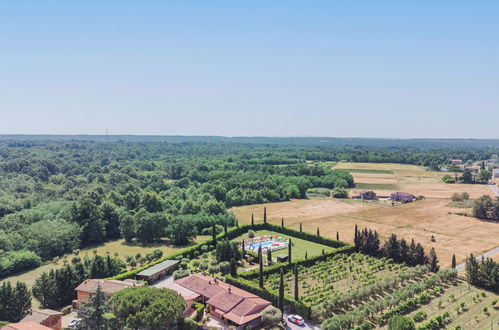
(248, 240, 282, 249)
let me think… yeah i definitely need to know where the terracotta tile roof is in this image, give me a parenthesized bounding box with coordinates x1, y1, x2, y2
(207, 291, 244, 312)
(21, 310, 62, 324)
(1, 322, 52, 330)
(175, 274, 272, 325)
(75, 279, 142, 295)
(162, 282, 200, 301)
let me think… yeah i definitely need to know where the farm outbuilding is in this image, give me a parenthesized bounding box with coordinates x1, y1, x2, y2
(493, 169, 499, 179)
(390, 192, 414, 203)
(359, 190, 376, 200)
(136, 260, 180, 283)
(276, 254, 289, 262)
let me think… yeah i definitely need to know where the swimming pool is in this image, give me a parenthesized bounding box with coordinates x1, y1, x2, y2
(247, 240, 284, 250)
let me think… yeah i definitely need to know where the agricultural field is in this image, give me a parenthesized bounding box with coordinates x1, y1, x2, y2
(254, 253, 412, 305)
(334, 162, 494, 199)
(235, 230, 335, 261)
(231, 198, 499, 267)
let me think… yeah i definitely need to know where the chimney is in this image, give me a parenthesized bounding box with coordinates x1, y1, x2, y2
(228, 287, 231, 294)
(209, 280, 211, 285)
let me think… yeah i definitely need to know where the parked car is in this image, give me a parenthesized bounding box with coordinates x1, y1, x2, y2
(287, 314, 305, 326)
(68, 318, 81, 328)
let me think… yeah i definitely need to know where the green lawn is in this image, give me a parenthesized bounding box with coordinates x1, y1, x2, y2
(235, 230, 335, 261)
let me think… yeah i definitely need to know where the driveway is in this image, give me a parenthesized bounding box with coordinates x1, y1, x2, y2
(284, 314, 321, 330)
(151, 275, 174, 288)
(488, 183, 499, 197)
(455, 246, 499, 271)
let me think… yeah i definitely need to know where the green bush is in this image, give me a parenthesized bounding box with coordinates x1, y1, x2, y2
(61, 305, 72, 315)
(388, 315, 415, 330)
(0, 250, 42, 278)
(173, 269, 190, 280)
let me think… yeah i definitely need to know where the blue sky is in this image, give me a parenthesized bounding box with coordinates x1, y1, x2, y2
(0, 1, 498, 138)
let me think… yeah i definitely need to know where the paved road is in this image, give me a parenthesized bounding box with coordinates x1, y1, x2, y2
(284, 314, 321, 330)
(488, 183, 499, 197)
(455, 246, 499, 271)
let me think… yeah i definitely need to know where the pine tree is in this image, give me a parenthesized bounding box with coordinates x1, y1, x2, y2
(299, 222, 302, 232)
(294, 264, 299, 301)
(13, 282, 31, 322)
(465, 254, 480, 285)
(78, 284, 107, 330)
(212, 223, 217, 248)
(451, 254, 456, 269)
(264, 207, 267, 224)
(278, 268, 284, 312)
(288, 239, 292, 263)
(0, 281, 15, 322)
(317, 227, 320, 236)
(251, 213, 254, 226)
(281, 217, 284, 228)
(259, 251, 264, 288)
(428, 248, 439, 273)
(32, 271, 57, 309)
(336, 232, 339, 240)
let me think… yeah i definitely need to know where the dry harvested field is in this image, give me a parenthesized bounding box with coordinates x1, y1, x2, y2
(231, 198, 499, 267)
(335, 162, 494, 198)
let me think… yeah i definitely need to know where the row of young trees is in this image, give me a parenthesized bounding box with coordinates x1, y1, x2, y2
(354, 226, 439, 272)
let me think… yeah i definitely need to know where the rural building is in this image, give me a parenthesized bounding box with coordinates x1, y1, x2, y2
(1, 322, 52, 330)
(493, 169, 499, 179)
(359, 190, 376, 200)
(72, 279, 142, 310)
(174, 274, 272, 329)
(20, 310, 62, 330)
(276, 254, 289, 262)
(450, 159, 463, 165)
(390, 192, 414, 203)
(136, 259, 179, 283)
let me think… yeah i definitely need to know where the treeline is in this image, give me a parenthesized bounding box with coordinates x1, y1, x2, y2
(354, 227, 439, 271)
(465, 254, 498, 293)
(472, 195, 499, 221)
(32, 254, 124, 309)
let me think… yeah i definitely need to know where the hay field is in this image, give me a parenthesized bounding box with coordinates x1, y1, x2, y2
(231, 198, 499, 267)
(335, 162, 493, 198)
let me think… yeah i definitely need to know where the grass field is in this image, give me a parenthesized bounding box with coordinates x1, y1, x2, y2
(0, 237, 208, 290)
(231, 198, 499, 267)
(335, 162, 494, 199)
(235, 230, 334, 261)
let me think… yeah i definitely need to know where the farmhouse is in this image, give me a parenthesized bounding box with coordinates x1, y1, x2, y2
(136, 259, 179, 283)
(72, 279, 143, 309)
(450, 159, 463, 165)
(174, 273, 272, 329)
(0, 322, 52, 330)
(390, 192, 414, 203)
(359, 190, 376, 200)
(493, 169, 499, 179)
(20, 310, 62, 330)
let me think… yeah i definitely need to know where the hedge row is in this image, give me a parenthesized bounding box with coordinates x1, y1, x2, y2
(239, 245, 354, 280)
(107, 222, 348, 281)
(225, 274, 312, 318)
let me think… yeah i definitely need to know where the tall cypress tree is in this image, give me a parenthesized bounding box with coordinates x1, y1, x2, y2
(258, 245, 262, 264)
(354, 224, 359, 250)
(259, 251, 264, 288)
(230, 258, 238, 277)
(304, 251, 308, 259)
(288, 239, 292, 263)
(281, 217, 284, 228)
(428, 248, 439, 273)
(278, 268, 284, 312)
(264, 207, 267, 224)
(267, 248, 272, 264)
(212, 223, 217, 248)
(299, 222, 302, 232)
(235, 218, 239, 227)
(242, 239, 246, 255)
(294, 264, 299, 301)
(451, 254, 456, 269)
(336, 232, 339, 240)
(317, 227, 320, 236)
(251, 213, 254, 226)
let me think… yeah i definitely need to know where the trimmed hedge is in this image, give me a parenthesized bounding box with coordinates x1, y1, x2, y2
(107, 223, 349, 281)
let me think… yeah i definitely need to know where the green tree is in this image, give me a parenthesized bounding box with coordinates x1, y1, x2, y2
(288, 238, 292, 263)
(452, 254, 456, 269)
(166, 215, 196, 245)
(294, 264, 299, 301)
(136, 211, 168, 243)
(428, 248, 440, 273)
(119, 213, 136, 242)
(278, 268, 284, 313)
(109, 286, 187, 330)
(32, 271, 57, 309)
(388, 315, 415, 330)
(263, 207, 267, 223)
(140, 192, 164, 213)
(262, 306, 282, 327)
(259, 248, 264, 288)
(77, 284, 107, 330)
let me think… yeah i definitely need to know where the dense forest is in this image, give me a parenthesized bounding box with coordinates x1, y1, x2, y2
(1, 138, 498, 279)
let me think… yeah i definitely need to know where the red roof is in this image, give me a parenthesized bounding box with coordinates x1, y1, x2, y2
(21, 310, 62, 324)
(175, 274, 272, 325)
(1, 322, 52, 330)
(75, 279, 142, 295)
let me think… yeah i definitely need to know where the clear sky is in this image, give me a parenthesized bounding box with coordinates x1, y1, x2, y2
(0, 1, 498, 138)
